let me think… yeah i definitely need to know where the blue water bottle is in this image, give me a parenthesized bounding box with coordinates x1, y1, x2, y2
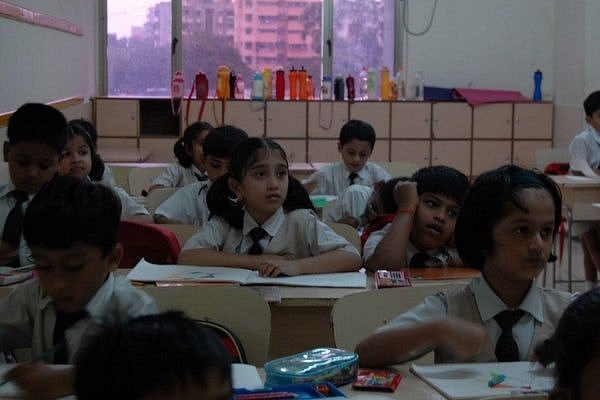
(533, 70, 542, 101)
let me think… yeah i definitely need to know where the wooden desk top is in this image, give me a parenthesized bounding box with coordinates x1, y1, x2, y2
(550, 175, 600, 187)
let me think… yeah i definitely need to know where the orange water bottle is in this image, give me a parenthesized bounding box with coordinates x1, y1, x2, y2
(298, 67, 307, 100)
(289, 67, 298, 100)
(263, 68, 272, 100)
(216, 65, 230, 99)
(380, 66, 390, 100)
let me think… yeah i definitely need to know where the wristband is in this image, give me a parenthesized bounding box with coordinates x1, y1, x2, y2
(395, 207, 415, 217)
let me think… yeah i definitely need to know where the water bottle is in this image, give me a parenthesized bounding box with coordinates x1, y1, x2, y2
(216, 65, 230, 100)
(380, 66, 390, 101)
(367, 67, 377, 100)
(395, 68, 405, 100)
(533, 70, 543, 101)
(251, 71, 263, 100)
(334, 76, 345, 101)
(235, 75, 245, 99)
(414, 70, 424, 101)
(358, 67, 368, 100)
(289, 67, 298, 100)
(321, 76, 332, 100)
(346, 74, 355, 101)
(275, 67, 285, 100)
(229, 71, 237, 99)
(298, 67, 308, 100)
(262, 68, 272, 100)
(306, 75, 315, 100)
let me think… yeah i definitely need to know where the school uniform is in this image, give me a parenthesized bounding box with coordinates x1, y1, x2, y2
(151, 163, 206, 188)
(113, 185, 150, 219)
(321, 184, 373, 226)
(0, 273, 157, 363)
(362, 222, 460, 266)
(303, 162, 391, 196)
(0, 182, 34, 266)
(377, 277, 574, 363)
(569, 126, 600, 169)
(100, 165, 116, 187)
(154, 181, 211, 226)
(182, 207, 359, 258)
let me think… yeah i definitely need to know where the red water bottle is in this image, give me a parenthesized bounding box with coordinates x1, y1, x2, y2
(346, 74, 355, 100)
(275, 67, 285, 100)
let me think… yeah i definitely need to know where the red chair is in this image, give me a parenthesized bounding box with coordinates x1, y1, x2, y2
(196, 320, 248, 364)
(117, 220, 181, 268)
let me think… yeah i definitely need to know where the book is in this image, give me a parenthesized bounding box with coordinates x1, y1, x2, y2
(0, 264, 35, 286)
(352, 369, 402, 392)
(410, 361, 554, 400)
(127, 259, 367, 288)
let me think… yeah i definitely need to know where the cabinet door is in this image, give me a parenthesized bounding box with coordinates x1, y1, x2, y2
(308, 139, 339, 163)
(432, 103, 471, 139)
(473, 103, 512, 139)
(307, 101, 348, 138)
(185, 100, 223, 132)
(514, 103, 553, 139)
(223, 100, 265, 137)
(472, 140, 512, 176)
(139, 138, 175, 162)
(390, 102, 431, 139)
(349, 102, 390, 139)
(266, 101, 307, 138)
(512, 140, 553, 169)
(95, 99, 138, 137)
(391, 140, 430, 168)
(276, 139, 307, 164)
(431, 140, 471, 175)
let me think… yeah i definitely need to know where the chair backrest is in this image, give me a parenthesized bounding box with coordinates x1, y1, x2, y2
(331, 283, 463, 364)
(117, 220, 180, 268)
(196, 320, 248, 364)
(128, 166, 167, 196)
(158, 223, 198, 248)
(326, 221, 361, 252)
(146, 187, 178, 214)
(141, 286, 271, 366)
(376, 161, 420, 178)
(534, 148, 570, 171)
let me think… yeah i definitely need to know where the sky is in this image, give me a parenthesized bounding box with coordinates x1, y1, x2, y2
(107, 0, 161, 37)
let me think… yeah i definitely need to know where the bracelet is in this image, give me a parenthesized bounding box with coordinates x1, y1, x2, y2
(395, 207, 415, 217)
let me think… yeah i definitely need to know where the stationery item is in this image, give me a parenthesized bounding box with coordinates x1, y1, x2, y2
(234, 382, 346, 399)
(374, 270, 412, 289)
(232, 363, 264, 390)
(352, 369, 402, 392)
(410, 361, 555, 400)
(0, 264, 35, 286)
(127, 259, 367, 288)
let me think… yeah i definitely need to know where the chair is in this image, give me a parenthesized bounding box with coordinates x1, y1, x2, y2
(533, 148, 570, 171)
(117, 220, 180, 268)
(376, 161, 420, 178)
(127, 166, 167, 196)
(146, 187, 178, 214)
(141, 286, 271, 366)
(331, 283, 462, 364)
(197, 320, 248, 364)
(326, 221, 361, 252)
(158, 223, 198, 248)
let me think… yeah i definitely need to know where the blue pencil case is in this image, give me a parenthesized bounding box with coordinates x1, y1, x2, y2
(264, 348, 358, 387)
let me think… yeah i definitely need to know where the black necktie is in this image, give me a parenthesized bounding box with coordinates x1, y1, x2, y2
(494, 309, 525, 362)
(2, 191, 28, 250)
(348, 172, 359, 185)
(248, 227, 268, 255)
(53, 309, 88, 364)
(409, 252, 430, 268)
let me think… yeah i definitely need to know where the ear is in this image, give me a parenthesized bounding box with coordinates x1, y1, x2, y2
(585, 115, 593, 125)
(337, 142, 342, 153)
(105, 243, 124, 272)
(229, 177, 243, 201)
(3, 142, 10, 163)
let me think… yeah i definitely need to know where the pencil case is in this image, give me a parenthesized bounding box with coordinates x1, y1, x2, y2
(264, 348, 358, 387)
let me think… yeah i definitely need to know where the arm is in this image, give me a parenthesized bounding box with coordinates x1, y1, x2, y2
(6, 364, 74, 399)
(178, 248, 291, 269)
(153, 214, 183, 224)
(0, 242, 19, 266)
(147, 183, 165, 193)
(258, 250, 361, 277)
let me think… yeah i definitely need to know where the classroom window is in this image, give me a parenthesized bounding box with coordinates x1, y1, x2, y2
(104, 0, 401, 98)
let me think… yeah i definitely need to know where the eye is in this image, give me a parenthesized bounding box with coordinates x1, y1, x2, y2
(425, 200, 439, 209)
(540, 227, 553, 238)
(359, 152, 368, 158)
(447, 209, 459, 219)
(276, 169, 288, 178)
(514, 226, 528, 236)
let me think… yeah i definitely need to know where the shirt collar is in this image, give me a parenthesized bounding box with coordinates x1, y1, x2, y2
(406, 241, 451, 263)
(341, 163, 365, 180)
(242, 207, 284, 237)
(197, 180, 211, 195)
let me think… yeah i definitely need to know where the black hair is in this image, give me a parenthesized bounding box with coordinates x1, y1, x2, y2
(70, 119, 99, 146)
(454, 164, 562, 270)
(173, 121, 213, 168)
(7, 103, 68, 152)
(23, 175, 121, 256)
(202, 125, 249, 160)
(535, 288, 600, 400)
(377, 177, 411, 213)
(74, 311, 232, 400)
(411, 165, 470, 206)
(339, 119, 376, 148)
(583, 90, 600, 117)
(206, 137, 313, 229)
(66, 120, 106, 182)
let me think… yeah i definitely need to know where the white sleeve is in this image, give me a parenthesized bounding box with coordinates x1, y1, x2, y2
(362, 223, 390, 263)
(114, 186, 149, 218)
(151, 163, 183, 187)
(376, 291, 447, 332)
(154, 185, 203, 225)
(181, 217, 228, 251)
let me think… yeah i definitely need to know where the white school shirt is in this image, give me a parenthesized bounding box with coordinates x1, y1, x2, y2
(568, 126, 600, 169)
(112, 185, 150, 219)
(151, 163, 205, 188)
(0, 182, 34, 266)
(154, 181, 211, 226)
(321, 184, 373, 226)
(303, 162, 391, 195)
(0, 274, 157, 363)
(100, 165, 116, 187)
(182, 207, 359, 258)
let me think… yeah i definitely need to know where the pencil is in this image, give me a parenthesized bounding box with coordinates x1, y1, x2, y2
(234, 391, 298, 400)
(0, 343, 65, 387)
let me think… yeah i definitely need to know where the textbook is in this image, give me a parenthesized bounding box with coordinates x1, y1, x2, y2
(127, 259, 367, 288)
(410, 361, 554, 400)
(0, 264, 35, 286)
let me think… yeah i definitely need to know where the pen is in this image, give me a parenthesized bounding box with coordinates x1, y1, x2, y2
(234, 391, 297, 400)
(0, 343, 65, 387)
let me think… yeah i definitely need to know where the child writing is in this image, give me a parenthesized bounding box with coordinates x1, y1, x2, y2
(59, 120, 152, 222)
(0, 103, 68, 267)
(148, 121, 213, 193)
(75, 311, 233, 400)
(363, 165, 469, 271)
(153, 125, 249, 226)
(302, 119, 391, 195)
(178, 137, 362, 277)
(0, 175, 156, 399)
(355, 165, 574, 366)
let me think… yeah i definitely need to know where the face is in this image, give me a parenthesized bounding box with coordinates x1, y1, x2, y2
(3, 141, 59, 194)
(188, 130, 210, 171)
(143, 372, 232, 400)
(338, 139, 373, 173)
(483, 188, 555, 286)
(31, 242, 121, 313)
(205, 155, 231, 182)
(58, 135, 92, 179)
(586, 109, 600, 134)
(231, 150, 289, 225)
(409, 192, 460, 251)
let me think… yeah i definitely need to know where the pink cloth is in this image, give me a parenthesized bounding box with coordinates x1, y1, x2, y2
(453, 88, 531, 105)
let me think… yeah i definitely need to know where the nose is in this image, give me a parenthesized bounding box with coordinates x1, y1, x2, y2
(528, 232, 545, 252)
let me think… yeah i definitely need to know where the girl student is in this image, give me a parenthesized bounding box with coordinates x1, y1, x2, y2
(148, 121, 213, 193)
(59, 121, 151, 221)
(355, 164, 574, 367)
(178, 137, 362, 277)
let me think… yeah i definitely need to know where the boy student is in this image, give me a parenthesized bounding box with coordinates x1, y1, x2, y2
(363, 165, 469, 271)
(568, 90, 600, 291)
(75, 311, 233, 400)
(153, 125, 249, 226)
(0, 175, 156, 399)
(302, 119, 391, 195)
(0, 103, 68, 267)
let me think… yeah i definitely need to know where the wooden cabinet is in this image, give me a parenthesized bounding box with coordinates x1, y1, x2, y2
(96, 99, 138, 137)
(308, 139, 339, 163)
(187, 99, 223, 128)
(307, 101, 348, 138)
(432, 103, 471, 139)
(276, 139, 307, 164)
(514, 103, 553, 139)
(349, 102, 390, 140)
(513, 140, 553, 169)
(223, 100, 264, 137)
(431, 140, 471, 173)
(266, 101, 306, 138)
(473, 103, 512, 139)
(390, 102, 430, 139)
(472, 140, 512, 175)
(391, 140, 430, 168)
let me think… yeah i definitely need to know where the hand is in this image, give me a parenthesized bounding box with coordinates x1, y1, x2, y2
(337, 214, 360, 228)
(5, 363, 73, 400)
(437, 316, 492, 360)
(258, 259, 300, 277)
(392, 181, 419, 210)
